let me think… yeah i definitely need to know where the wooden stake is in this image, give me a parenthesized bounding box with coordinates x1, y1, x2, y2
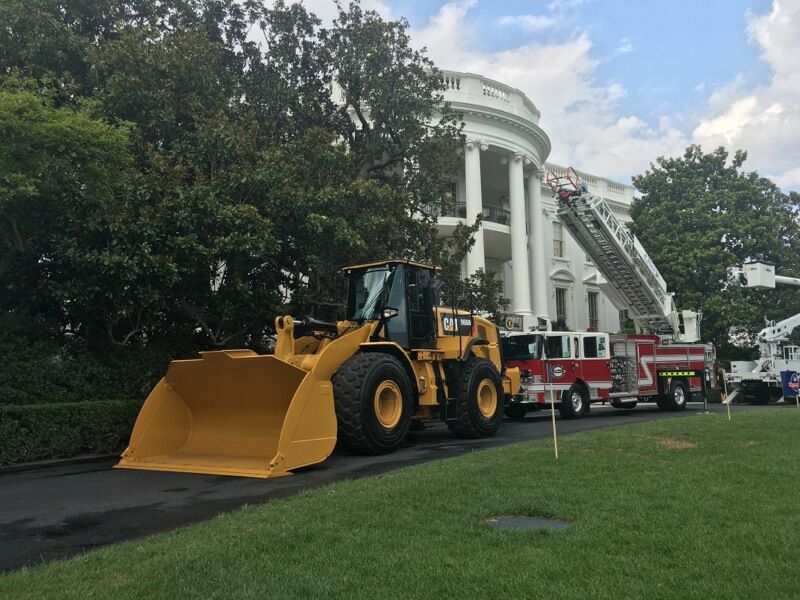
(550, 390, 559, 459)
(723, 375, 731, 421)
(547, 363, 559, 459)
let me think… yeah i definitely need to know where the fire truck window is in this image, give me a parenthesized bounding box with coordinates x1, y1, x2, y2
(546, 335, 570, 358)
(584, 335, 608, 358)
(583, 336, 598, 358)
(574, 337, 580, 358)
(501, 335, 543, 360)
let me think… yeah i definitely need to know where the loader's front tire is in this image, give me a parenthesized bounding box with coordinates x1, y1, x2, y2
(447, 357, 504, 438)
(333, 353, 413, 454)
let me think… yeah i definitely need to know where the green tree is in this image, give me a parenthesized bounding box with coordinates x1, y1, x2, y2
(0, 85, 132, 299)
(631, 145, 800, 360)
(1, 0, 506, 349)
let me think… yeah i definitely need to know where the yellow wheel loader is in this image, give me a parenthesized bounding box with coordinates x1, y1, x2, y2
(116, 260, 520, 478)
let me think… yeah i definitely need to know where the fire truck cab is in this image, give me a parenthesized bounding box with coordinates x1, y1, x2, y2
(502, 331, 716, 420)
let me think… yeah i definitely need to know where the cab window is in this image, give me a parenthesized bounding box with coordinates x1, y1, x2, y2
(502, 335, 543, 360)
(583, 335, 607, 358)
(546, 335, 570, 359)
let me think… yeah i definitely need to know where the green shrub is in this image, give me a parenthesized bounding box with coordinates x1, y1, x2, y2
(0, 400, 141, 465)
(0, 331, 175, 406)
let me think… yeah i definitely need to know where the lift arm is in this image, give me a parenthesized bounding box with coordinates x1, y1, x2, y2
(727, 261, 800, 343)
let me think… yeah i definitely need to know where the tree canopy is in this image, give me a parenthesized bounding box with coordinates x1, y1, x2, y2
(0, 0, 507, 353)
(631, 145, 800, 361)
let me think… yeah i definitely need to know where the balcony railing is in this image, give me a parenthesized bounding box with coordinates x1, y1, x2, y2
(440, 71, 541, 124)
(441, 201, 510, 226)
(483, 205, 510, 225)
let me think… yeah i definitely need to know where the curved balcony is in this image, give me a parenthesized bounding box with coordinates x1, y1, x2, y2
(441, 71, 541, 126)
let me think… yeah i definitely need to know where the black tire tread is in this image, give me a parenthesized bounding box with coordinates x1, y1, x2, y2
(332, 353, 411, 454)
(447, 357, 504, 438)
(558, 383, 589, 419)
(656, 379, 689, 412)
(505, 404, 528, 421)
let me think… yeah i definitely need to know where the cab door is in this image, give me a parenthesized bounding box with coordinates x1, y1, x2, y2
(544, 334, 574, 396)
(580, 333, 611, 399)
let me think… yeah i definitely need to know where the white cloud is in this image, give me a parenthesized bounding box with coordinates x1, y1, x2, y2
(411, 0, 799, 190)
(411, 1, 688, 182)
(616, 37, 633, 54)
(693, 0, 800, 189)
(498, 14, 558, 32)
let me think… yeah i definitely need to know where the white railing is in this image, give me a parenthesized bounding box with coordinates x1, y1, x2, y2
(440, 71, 540, 124)
(442, 75, 461, 91)
(544, 163, 633, 205)
(482, 82, 509, 102)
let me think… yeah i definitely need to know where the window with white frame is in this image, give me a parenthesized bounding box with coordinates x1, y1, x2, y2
(552, 222, 564, 258)
(555, 287, 568, 324)
(587, 291, 599, 331)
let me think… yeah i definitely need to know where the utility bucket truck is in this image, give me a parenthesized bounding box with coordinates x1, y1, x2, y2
(502, 167, 717, 420)
(726, 261, 800, 403)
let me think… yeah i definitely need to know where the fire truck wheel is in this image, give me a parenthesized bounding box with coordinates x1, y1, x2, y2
(611, 399, 637, 409)
(558, 384, 589, 419)
(504, 404, 528, 421)
(658, 380, 689, 411)
(447, 357, 504, 438)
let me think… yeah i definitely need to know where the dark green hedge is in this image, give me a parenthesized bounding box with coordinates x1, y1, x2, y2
(0, 400, 141, 465)
(0, 333, 170, 406)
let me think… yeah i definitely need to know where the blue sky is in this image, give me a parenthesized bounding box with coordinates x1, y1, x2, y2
(299, 0, 798, 189)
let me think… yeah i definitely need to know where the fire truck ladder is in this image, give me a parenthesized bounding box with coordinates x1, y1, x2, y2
(547, 168, 683, 338)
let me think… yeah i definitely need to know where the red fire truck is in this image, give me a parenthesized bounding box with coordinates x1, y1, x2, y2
(502, 331, 716, 419)
(501, 167, 716, 419)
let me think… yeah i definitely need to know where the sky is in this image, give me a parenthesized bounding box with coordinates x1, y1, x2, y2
(288, 0, 798, 190)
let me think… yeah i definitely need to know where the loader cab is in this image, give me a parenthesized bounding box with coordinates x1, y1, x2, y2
(344, 261, 439, 349)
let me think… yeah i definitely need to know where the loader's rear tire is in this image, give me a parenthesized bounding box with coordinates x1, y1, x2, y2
(656, 380, 689, 411)
(333, 353, 413, 454)
(447, 357, 504, 438)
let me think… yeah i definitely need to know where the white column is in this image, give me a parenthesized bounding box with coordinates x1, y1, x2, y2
(508, 153, 532, 318)
(527, 168, 549, 322)
(464, 140, 486, 275)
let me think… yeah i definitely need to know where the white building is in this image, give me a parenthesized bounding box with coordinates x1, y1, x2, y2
(439, 71, 636, 333)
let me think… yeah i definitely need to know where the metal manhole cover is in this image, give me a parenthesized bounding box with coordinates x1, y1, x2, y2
(486, 516, 570, 531)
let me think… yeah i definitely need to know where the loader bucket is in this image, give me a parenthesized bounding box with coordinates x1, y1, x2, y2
(115, 350, 338, 478)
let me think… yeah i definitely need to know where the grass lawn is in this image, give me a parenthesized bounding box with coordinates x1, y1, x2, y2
(2, 409, 799, 599)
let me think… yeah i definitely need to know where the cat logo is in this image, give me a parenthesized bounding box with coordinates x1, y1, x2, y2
(441, 314, 473, 336)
